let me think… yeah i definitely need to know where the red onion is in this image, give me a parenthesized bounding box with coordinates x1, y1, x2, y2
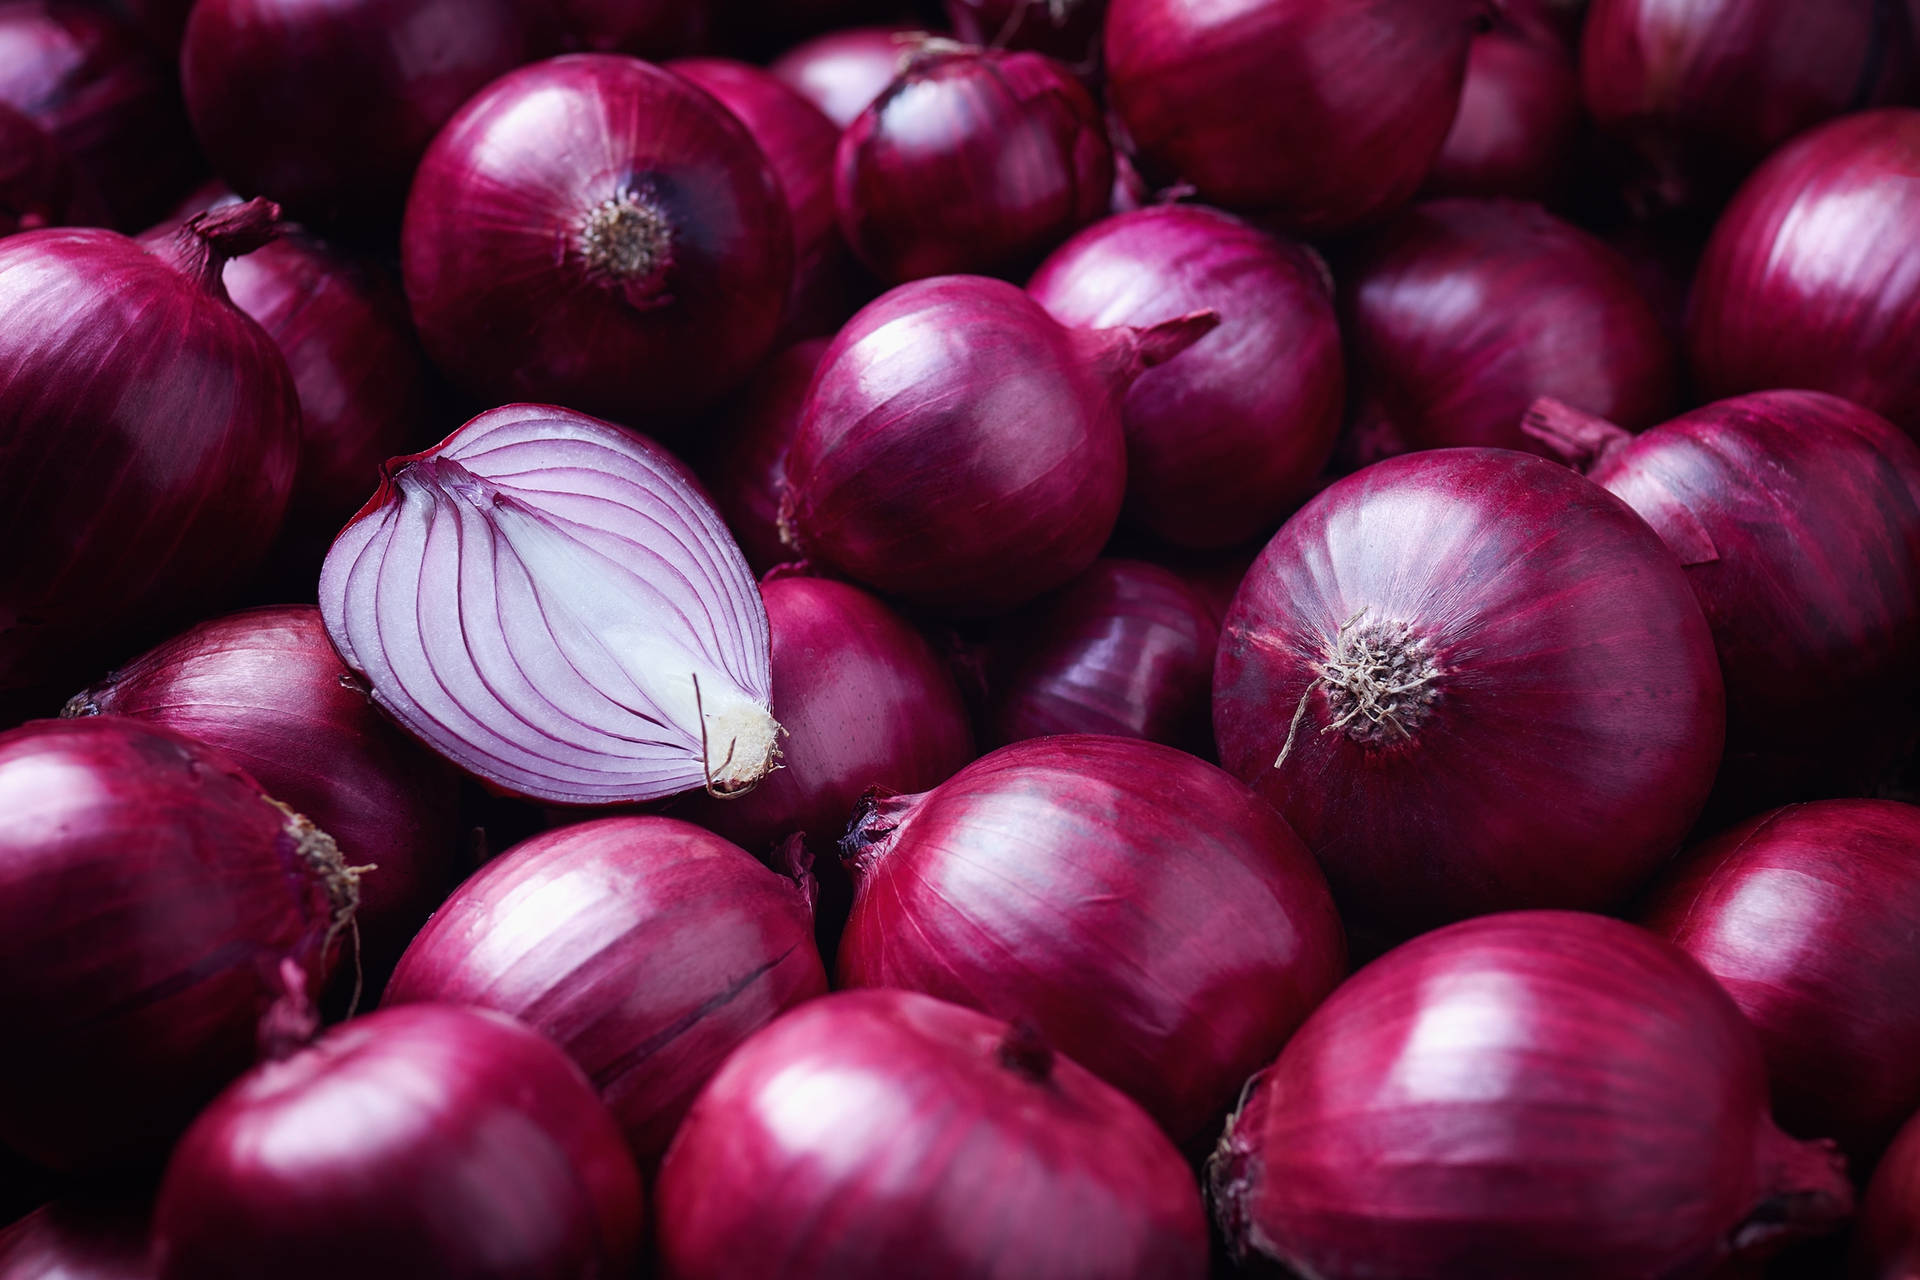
(182, 0, 534, 232)
(319, 403, 779, 807)
(1211, 911, 1853, 1278)
(402, 54, 792, 423)
(1104, 0, 1482, 232)
(944, 0, 1107, 67)
(1214, 448, 1724, 934)
(386, 817, 826, 1167)
(1344, 198, 1676, 454)
(1424, 6, 1580, 200)
(64, 606, 458, 976)
(1689, 108, 1920, 437)
(0, 716, 357, 1171)
(0, 1200, 152, 1279)
(986, 558, 1218, 752)
(150, 1004, 644, 1279)
(655, 989, 1210, 1278)
(1525, 391, 1920, 812)
(525, 0, 707, 56)
(1639, 799, 1920, 1162)
(1860, 1107, 1920, 1280)
(0, 200, 299, 707)
(783, 275, 1215, 615)
(0, 100, 66, 234)
(769, 25, 925, 130)
(838, 734, 1346, 1143)
(699, 340, 828, 576)
(1029, 204, 1344, 548)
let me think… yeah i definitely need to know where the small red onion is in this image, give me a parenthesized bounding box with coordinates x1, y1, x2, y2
(319, 403, 779, 807)
(524, 0, 707, 56)
(1860, 1107, 1920, 1280)
(1214, 448, 1724, 934)
(182, 0, 535, 232)
(699, 339, 828, 576)
(835, 44, 1112, 283)
(1104, 0, 1482, 232)
(1345, 198, 1676, 454)
(839, 734, 1346, 1143)
(1211, 911, 1853, 1278)
(769, 24, 925, 130)
(1030, 204, 1344, 548)
(151, 1004, 644, 1280)
(1689, 108, 1920, 437)
(783, 275, 1216, 615)
(655, 989, 1210, 1278)
(0, 100, 67, 234)
(403, 54, 791, 423)
(944, 0, 1107, 67)
(1424, 6, 1580, 200)
(0, 1199, 152, 1279)
(0, 716, 357, 1171)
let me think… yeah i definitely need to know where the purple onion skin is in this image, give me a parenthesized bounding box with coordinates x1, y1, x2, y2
(1860, 1107, 1920, 1279)
(1690, 109, 1920, 438)
(0, 100, 68, 234)
(1030, 204, 1344, 548)
(1345, 199, 1676, 455)
(656, 990, 1210, 1279)
(1424, 10, 1580, 200)
(1211, 911, 1852, 1279)
(0, 717, 349, 1172)
(386, 817, 827, 1169)
(1214, 448, 1725, 936)
(1639, 800, 1920, 1164)
(944, 0, 1108, 66)
(402, 54, 792, 424)
(700, 339, 829, 576)
(839, 734, 1347, 1144)
(151, 1005, 644, 1280)
(769, 24, 924, 130)
(0, 1199, 153, 1279)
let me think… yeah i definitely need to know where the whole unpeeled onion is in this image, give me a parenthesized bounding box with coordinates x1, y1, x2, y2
(403, 54, 792, 423)
(1213, 448, 1724, 934)
(1860, 1107, 1920, 1280)
(699, 340, 828, 575)
(655, 990, 1209, 1279)
(0, 100, 67, 234)
(770, 25, 923, 129)
(1211, 911, 1853, 1278)
(1425, 5, 1579, 200)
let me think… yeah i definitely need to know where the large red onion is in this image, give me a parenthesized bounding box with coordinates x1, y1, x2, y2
(1211, 911, 1853, 1278)
(838, 734, 1346, 1143)
(319, 403, 779, 807)
(834, 45, 1111, 284)
(403, 54, 791, 423)
(0, 100, 67, 234)
(784, 275, 1215, 615)
(524, 0, 707, 56)
(1424, 5, 1580, 200)
(182, 0, 535, 232)
(1104, 0, 1482, 232)
(944, 0, 1107, 66)
(655, 989, 1209, 1278)
(150, 1004, 644, 1279)
(1860, 1107, 1920, 1280)
(1029, 204, 1344, 548)
(1525, 391, 1920, 811)
(1689, 108, 1920, 436)
(699, 339, 828, 576)
(0, 200, 298, 708)
(64, 606, 458, 975)
(1639, 800, 1920, 1162)
(0, 1199, 152, 1279)
(0, 716, 357, 1171)
(1344, 198, 1675, 455)
(1214, 448, 1724, 934)
(769, 24, 924, 130)
(386, 817, 826, 1167)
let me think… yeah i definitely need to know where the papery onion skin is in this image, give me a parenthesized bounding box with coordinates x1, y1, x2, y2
(1858, 1106, 1920, 1280)
(1345, 198, 1676, 454)
(1639, 800, 1920, 1163)
(699, 340, 828, 576)
(182, 0, 535, 232)
(386, 817, 826, 1167)
(1689, 108, 1920, 436)
(1214, 448, 1724, 935)
(834, 46, 1112, 284)
(839, 734, 1346, 1143)
(1029, 204, 1344, 548)
(656, 989, 1210, 1279)
(770, 25, 924, 130)
(403, 54, 792, 423)
(0, 1199, 153, 1279)
(151, 1004, 644, 1280)
(1104, 0, 1481, 233)
(65, 605, 458, 976)
(0, 100, 68, 235)
(0, 716, 354, 1171)
(944, 0, 1108, 67)
(1211, 911, 1853, 1278)
(1424, 7, 1579, 200)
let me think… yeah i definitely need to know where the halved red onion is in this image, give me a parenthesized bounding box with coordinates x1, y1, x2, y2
(699, 339, 829, 576)
(1211, 911, 1853, 1278)
(1861, 1107, 1920, 1280)
(769, 24, 926, 129)
(1214, 448, 1724, 935)
(0, 100, 68, 235)
(1424, 5, 1579, 200)
(0, 1199, 152, 1280)
(318, 403, 778, 807)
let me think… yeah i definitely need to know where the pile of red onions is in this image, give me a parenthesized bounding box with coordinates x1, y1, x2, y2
(655, 990, 1210, 1277)
(1424, 1, 1579, 200)
(0, 100, 66, 235)
(150, 1004, 644, 1279)
(770, 25, 925, 129)
(1213, 448, 1724, 934)
(318, 403, 779, 807)
(699, 339, 828, 575)
(1211, 911, 1853, 1278)
(0, 1199, 153, 1279)
(1860, 1107, 1920, 1280)
(838, 734, 1346, 1143)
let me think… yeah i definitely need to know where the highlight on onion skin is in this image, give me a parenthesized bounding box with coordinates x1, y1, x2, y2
(0, 101, 69, 235)
(654, 989, 1211, 1279)
(1859, 1105, 1920, 1280)
(698, 339, 830, 576)
(838, 734, 1347, 1145)
(1423, 2, 1579, 201)
(1210, 911, 1853, 1279)
(0, 1198, 154, 1280)
(1213, 448, 1725, 936)
(769, 24, 929, 130)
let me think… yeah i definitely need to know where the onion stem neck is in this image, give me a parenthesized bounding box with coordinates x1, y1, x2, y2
(163, 196, 284, 300)
(579, 190, 675, 301)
